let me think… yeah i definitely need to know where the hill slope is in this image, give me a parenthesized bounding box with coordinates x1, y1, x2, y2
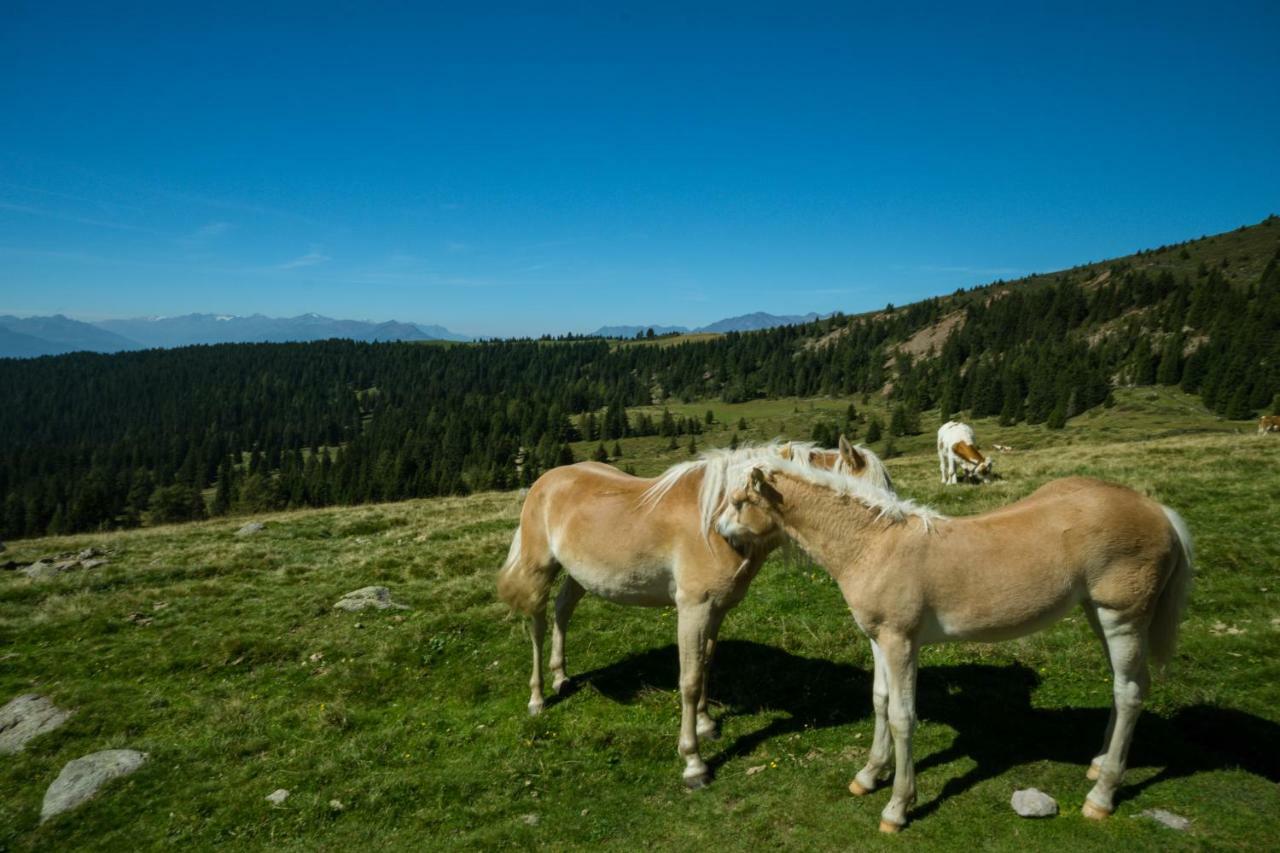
(2, 403, 1277, 849)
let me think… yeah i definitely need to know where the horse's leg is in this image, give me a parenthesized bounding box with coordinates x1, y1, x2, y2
(877, 632, 920, 833)
(527, 608, 548, 715)
(939, 450, 947, 484)
(1082, 604, 1116, 781)
(676, 599, 714, 788)
(850, 638, 892, 795)
(696, 608, 727, 739)
(549, 576, 585, 695)
(1083, 609, 1149, 819)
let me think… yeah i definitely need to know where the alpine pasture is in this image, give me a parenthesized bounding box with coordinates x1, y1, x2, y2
(2, 389, 1278, 849)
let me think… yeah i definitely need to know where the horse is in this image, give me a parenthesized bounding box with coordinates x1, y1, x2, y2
(937, 420, 993, 484)
(496, 436, 893, 788)
(718, 457, 1193, 832)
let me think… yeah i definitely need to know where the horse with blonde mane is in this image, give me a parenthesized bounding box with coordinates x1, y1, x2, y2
(719, 458, 1193, 832)
(497, 437, 892, 788)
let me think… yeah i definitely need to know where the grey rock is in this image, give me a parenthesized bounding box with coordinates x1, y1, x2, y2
(76, 547, 101, 560)
(521, 813, 540, 826)
(20, 561, 63, 580)
(80, 558, 109, 570)
(0, 694, 73, 754)
(235, 522, 266, 537)
(266, 788, 290, 804)
(333, 586, 409, 612)
(1136, 808, 1190, 831)
(41, 749, 147, 822)
(1011, 788, 1058, 818)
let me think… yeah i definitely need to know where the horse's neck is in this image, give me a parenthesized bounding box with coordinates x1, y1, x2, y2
(773, 474, 896, 581)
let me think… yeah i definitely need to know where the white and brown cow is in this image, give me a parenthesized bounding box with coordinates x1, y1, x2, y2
(937, 420, 993, 484)
(1259, 415, 1280, 435)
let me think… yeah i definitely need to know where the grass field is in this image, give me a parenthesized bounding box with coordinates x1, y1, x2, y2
(2, 389, 1278, 850)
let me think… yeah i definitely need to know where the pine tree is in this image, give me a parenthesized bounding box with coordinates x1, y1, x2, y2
(592, 443, 609, 462)
(687, 434, 698, 455)
(737, 416, 748, 430)
(866, 416, 883, 443)
(612, 441, 622, 458)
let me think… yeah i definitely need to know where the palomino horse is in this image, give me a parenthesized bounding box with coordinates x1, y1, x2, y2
(497, 437, 892, 788)
(719, 459, 1193, 831)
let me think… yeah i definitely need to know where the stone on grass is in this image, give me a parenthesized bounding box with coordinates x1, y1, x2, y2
(41, 749, 147, 823)
(521, 813, 540, 826)
(333, 586, 409, 612)
(1011, 788, 1058, 818)
(266, 788, 290, 805)
(235, 522, 266, 537)
(18, 550, 110, 580)
(1136, 808, 1190, 831)
(0, 694, 72, 754)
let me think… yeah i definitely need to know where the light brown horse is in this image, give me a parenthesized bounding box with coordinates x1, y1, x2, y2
(497, 438, 892, 787)
(719, 458, 1193, 831)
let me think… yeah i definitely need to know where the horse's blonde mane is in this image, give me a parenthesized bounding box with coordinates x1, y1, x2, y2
(737, 454, 944, 529)
(640, 440, 897, 538)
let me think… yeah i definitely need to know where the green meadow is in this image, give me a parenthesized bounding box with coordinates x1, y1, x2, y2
(2, 388, 1277, 850)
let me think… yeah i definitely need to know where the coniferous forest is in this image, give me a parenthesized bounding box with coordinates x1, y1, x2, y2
(2, 221, 1277, 540)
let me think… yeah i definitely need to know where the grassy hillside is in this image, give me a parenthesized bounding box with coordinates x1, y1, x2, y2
(2, 390, 1277, 850)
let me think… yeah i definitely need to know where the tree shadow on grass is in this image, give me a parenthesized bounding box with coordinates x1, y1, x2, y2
(570, 642, 1280, 813)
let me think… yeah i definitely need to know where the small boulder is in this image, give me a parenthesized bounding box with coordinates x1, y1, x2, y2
(1136, 808, 1190, 831)
(333, 586, 409, 612)
(41, 749, 147, 822)
(266, 788, 290, 805)
(235, 522, 266, 537)
(1011, 788, 1058, 818)
(76, 547, 101, 561)
(0, 694, 73, 754)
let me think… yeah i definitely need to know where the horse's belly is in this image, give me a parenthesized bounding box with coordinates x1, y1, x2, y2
(566, 562, 675, 607)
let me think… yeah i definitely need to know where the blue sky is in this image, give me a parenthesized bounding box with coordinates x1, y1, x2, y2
(2, 3, 1277, 337)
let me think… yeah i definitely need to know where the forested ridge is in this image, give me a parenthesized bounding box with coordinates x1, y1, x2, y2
(2, 217, 1277, 540)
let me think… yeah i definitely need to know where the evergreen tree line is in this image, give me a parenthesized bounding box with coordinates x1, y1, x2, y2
(1, 246, 1276, 539)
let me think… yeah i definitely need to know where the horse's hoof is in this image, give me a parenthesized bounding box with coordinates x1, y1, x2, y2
(849, 779, 871, 796)
(1086, 762, 1101, 781)
(878, 819, 903, 834)
(683, 773, 710, 791)
(527, 701, 544, 716)
(552, 678, 570, 695)
(1081, 799, 1112, 821)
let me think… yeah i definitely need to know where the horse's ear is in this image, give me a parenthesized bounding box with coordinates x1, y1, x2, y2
(839, 435, 866, 472)
(749, 465, 770, 491)
(778, 444, 794, 461)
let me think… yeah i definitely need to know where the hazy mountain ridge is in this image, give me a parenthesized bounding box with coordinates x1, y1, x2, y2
(591, 312, 824, 338)
(0, 312, 472, 357)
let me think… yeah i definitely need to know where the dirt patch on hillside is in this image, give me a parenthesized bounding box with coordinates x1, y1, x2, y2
(894, 310, 965, 359)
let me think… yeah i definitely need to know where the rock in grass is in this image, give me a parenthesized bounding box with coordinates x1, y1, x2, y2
(333, 586, 409, 612)
(1011, 788, 1058, 817)
(266, 788, 290, 805)
(1136, 808, 1190, 831)
(41, 749, 147, 823)
(0, 694, 72, 754)
(235, 522, 266, 537)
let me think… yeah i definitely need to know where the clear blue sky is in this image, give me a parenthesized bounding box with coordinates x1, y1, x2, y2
(2, 3, 1277, 337)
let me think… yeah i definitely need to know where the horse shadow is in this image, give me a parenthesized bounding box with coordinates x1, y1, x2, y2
(569, 641, 1280, 810)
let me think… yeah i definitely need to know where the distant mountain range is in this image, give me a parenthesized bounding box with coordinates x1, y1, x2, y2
(0, 308, 830, 359)
(0, 313, 472, 358)
(591, 311, 824, 338)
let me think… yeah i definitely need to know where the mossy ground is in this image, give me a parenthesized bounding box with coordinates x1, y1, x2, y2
(2, 388, 1277, 850)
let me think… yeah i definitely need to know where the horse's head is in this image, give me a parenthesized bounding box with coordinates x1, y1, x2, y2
(718, 466, 785, 547)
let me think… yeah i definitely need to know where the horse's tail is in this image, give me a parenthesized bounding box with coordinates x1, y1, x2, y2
(1150, 506, 1195, 671)
(495, 523, 557, 615)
